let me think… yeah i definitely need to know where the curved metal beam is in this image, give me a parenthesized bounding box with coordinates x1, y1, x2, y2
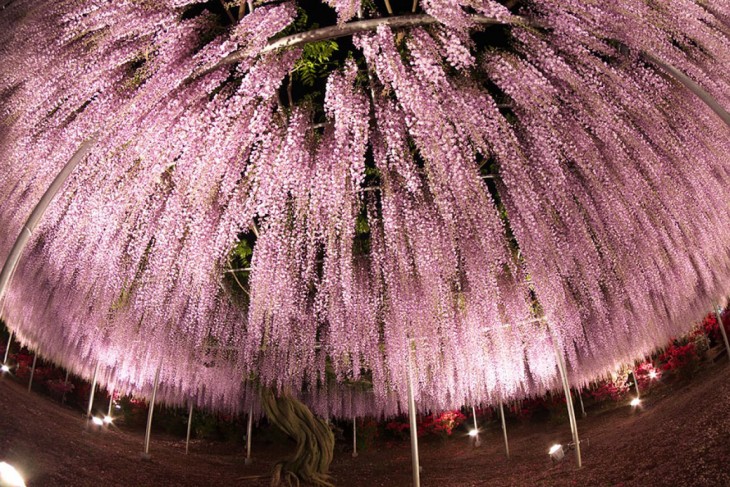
(0, 138, 97, 311)
(641, 51, 730, 127)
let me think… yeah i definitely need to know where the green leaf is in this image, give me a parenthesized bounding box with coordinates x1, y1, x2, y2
(292, 40, 339, 87)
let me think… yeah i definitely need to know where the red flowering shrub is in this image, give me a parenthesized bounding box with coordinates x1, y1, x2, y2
(695, 311, 730, 345)
(46, 378, 75, 396)
(659, 342, 698, 373)
(419, 410, 467, 437)
(633, 361, 660, 391)
(509, 397, 556, 421)
(385, 410, 467, 439)
(510, 401, 531, 420)
(384, 419, 410, 439)
(590, 380, 629, 402)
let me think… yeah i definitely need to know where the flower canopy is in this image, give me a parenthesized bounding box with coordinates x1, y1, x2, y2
(0, 0, 728, 416)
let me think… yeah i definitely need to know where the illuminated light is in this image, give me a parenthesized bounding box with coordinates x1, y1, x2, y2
(468, 429, 478, 437)
(0, 365, 9, 373)
(649, 371, 658, 379)
(103, 415, 113, 424)
(92, 416, 104, 426)
(630, 397, 641, 407)
(0, 461, 26, 487)
(548, 444, 565, 462)
(114, 404, 121, 410)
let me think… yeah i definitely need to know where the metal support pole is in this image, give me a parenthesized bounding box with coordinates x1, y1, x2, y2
(352, 417, 358, 457)
(715, 307, 730, 359)
(632, 371, 641, 399)
(27, 354, 37, 392)
(185, 402, 194, 455)
(407, 347, 421, 487)
(107, 386, 114, 417)
(471, 405, 482, 447)
(3, 330, 12, 364)
(499, 401, 509, 458)
(143, 364, 161, 458)
(61, 369, 70, 404)
(577, 389, 587, 418)
(86, 362, 100, 418)
(245, 405, 253, 465)
(551, 332, 582, 468)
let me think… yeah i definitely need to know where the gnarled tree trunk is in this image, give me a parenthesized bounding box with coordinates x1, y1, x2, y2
(261, 388, 335, 487)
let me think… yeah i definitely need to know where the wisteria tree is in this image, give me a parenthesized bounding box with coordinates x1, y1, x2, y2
(1, 0, 729, 484)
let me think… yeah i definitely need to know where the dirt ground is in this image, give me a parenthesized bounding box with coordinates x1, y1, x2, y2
(1, 362, 730, 487)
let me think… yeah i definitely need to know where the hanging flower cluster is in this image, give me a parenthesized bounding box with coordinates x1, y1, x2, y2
(0, 0, 728, 417)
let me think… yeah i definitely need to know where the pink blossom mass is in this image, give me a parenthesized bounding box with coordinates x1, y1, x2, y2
(0, 0, 729, 419)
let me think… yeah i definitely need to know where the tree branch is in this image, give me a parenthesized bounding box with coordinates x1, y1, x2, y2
(193, 13, 516, 79)
(190, 12, 730, 131)
(219, 0, 236, 24)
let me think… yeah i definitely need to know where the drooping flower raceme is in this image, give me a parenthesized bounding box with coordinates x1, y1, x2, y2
(0, 0, 728, 417)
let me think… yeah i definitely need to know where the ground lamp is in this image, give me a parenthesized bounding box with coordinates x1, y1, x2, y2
(549, 444, 565, 463)
(0, 462, 25, 487)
